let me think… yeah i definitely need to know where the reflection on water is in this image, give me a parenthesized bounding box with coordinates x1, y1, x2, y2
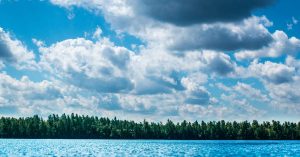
(0, 139, 299, 157)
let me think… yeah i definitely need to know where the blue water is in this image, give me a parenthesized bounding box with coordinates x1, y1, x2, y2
(0, 140, 299, 157)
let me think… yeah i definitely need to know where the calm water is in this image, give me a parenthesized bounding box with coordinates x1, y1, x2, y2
(0, 139, 299, 157)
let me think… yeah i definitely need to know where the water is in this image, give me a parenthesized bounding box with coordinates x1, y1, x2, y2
(0, 140, 299, 157)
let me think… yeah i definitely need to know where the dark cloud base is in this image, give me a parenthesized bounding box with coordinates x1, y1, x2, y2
(170, 25, 273, 52)
(0, 40, 13, 59)
(135, 0, 276, 26)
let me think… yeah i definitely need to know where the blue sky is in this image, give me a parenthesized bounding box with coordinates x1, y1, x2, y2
(0, 0, 299, 122)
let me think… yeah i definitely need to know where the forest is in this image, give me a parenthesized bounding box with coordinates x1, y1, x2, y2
(0, 114, 299, 140)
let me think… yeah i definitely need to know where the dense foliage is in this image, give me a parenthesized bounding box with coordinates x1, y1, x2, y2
(0, 114, 299, 139)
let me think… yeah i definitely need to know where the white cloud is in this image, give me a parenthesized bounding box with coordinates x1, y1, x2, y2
(154, 16, 273, 52)
(216, 82, 269, 103)
(221, 93, 265, 120)
(201, 51, 236, 76)
(234, 82, 269, 102)
(129, 49, 206, 95)
(235, 30, 300, 60)
(50, 1, 274, 52)
(263, 77, 300, 116)
(92, 27, 103, 39)
(50, 0, 103, 11)
(0, 72, 126, 118)
(0, 27, 36, 69)
(39, 37, 134, 93)
(2, 0, 298, 121)
(267, 81, 300, 105)
(216, 83, 232, 92)
(181, 73, 208, 89)
(178, 104, 230, 121)
(128, 49, 238, 96)
(248, 60, 295, 84)
(286, 55, 300, 70)
(108, 15, 273, 52)
(32, 38, 45, 47)
(0, 73, 63, 116)
(181, 73, 211, 105)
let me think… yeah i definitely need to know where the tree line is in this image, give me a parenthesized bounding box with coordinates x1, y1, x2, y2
(0, 114, 299, 139)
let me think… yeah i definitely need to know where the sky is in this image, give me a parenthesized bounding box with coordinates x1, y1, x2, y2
(0, 0, 299, 122)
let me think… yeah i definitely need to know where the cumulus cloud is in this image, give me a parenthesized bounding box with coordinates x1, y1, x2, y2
(181, 73, 211, 105)
(129, 49, 237, 96)
(226, 56, 300, 116)
(0, 73, 63, 116)
(116, 93, 181, 121)
(286, 55, 300, 70)
(167, 16, 273, 51)
(201, 51, 235, 76)
(110, 15, 273, 52)
(97, 94, 121, 110)
(262, 76, 300, 116)
(129, 49, 206, 95)
(0, 27, 36, 69)
(39, 37, 134, 93)
(50, 0, 275, 27)
(0, 38, 12, 59)
(249, 60, 295, 84)
(216, 82, 269, 103)
(260, 57, 300, 107)
(234, 82, 269, 102)
(235, 30, 300, 60)
(129, 49, 236, 95)
(50, 1, 274, 52)
(132, 0, 275, 26)
(178, 104, 230, 121)
(50, 0, 103, 11)
(221, 93, 265, 119)
(267, 81, 300, 105)
(133, 16, 273, 52)
(4, 0, 300, 121)
(0, 72, 131, 117)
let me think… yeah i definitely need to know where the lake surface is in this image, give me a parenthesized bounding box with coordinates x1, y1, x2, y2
(0, 139, 299, 157)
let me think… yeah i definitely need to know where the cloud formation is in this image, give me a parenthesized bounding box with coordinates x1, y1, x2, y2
(235, 31, 300, 60)
(145, 16, 273, 52)
(129, 49, 205, 95)
(133, 0, 276, 26)
(1, 0, 300, 121)
(249, 60, 295, 84)
(201, 51, 235, 76)
(0, 28, 36, 69)
(50, 1, 274, 52)
(234, 82, 269, 103)
(39, 37, 134, 93)
(181, 73, 212, 105)
(0, 73, 63, 116)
